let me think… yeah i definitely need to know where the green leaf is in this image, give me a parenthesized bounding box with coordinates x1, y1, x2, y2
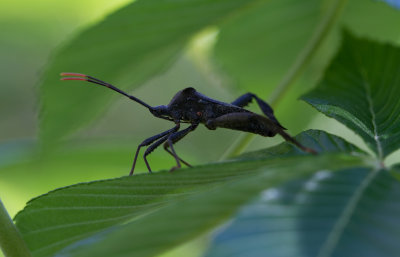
(205, 167, 400, 257)
(215, 0, 322, 94)
(14, 136, 363, 257)
(54, 155, 361, 257)
(39, 0, 255, 144)
(235, 129, 366, 160)
(14, 158, 269, 257)
(342, 0, 400, 42)
(302, 32, 400, 160)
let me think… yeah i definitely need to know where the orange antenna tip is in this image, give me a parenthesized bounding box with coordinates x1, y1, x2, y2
(60, 72, 88, 77)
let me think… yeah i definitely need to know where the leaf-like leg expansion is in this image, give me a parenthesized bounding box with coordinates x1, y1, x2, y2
(231, 93, 285, 129)
(206, 112, 316, 154)
(206, 112, 279, 137)
(163, 123, 199, 171)
(130, 123, 180, 175)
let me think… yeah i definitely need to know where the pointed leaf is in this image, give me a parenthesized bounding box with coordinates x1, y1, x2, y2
(302, 32, 400, 159)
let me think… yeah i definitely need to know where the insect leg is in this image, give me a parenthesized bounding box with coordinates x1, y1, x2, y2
(231, 93, 284, 129)
(206, 112, 278, 137)
(143, 134, 171, 173)
(130, 124, 180, 175)
(206, 112, 317, 154)
(231, 93, 254, 108)
(163, 123, 199, 171)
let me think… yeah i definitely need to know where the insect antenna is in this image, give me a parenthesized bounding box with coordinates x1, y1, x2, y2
(60, 72, 153, 110)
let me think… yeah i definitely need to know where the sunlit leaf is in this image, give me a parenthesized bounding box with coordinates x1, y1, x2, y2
(302, 32, 400, 159)
(215, 0, 321, 94)
(341, 0, 400, 42)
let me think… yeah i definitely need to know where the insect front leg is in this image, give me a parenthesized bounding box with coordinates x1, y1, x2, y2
(163, 123, 199, 171)
(231, 93, 284, 129)
(130, 124, 180, 175)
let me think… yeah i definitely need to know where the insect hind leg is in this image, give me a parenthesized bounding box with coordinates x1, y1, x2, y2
(231, 93, 285, 129)
(206, 112, 278, 137)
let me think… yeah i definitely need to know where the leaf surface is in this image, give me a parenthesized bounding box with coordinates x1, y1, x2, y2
(58, 155, 361, 257)
(205, 167, 400, 257)
(14, 157, 276, 257)
(302, 32, 400, 159)
(236, 129, 366, 160)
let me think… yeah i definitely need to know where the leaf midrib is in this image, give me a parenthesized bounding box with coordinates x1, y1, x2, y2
(316, 167, 380, 257)
(362, 77, 384, 160)
(351, 47, 384, 160)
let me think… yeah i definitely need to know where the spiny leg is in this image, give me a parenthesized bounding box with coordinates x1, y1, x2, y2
(163, 123, 199, 171)
(231, 93, 285, 129)
(130, 124, 180, 175)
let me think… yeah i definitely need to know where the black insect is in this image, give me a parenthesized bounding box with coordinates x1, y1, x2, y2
(61, 73, 316, 175)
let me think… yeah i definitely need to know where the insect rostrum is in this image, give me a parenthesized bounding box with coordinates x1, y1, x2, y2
(61, 73, 316, 175)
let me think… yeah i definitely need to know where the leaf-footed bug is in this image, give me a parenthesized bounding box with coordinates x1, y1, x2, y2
(61, 73, 317, 175)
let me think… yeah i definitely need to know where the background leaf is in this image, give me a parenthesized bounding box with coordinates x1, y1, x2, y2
(215, 0, 321, 94)
(204, 167, 400, 257)
(302, 32, 400, 160)
(39, 0, 255, 144)
(213, 0, 323, 134)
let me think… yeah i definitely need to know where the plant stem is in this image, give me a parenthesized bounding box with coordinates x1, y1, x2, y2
(220, 0, 348, 159)
(0, 199, 32, 257)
